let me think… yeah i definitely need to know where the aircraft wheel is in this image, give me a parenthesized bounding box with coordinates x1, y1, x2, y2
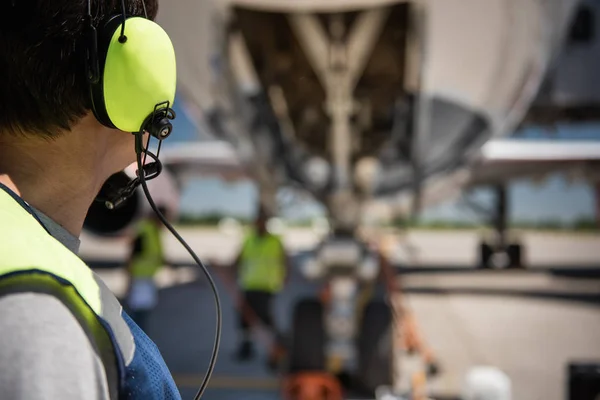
(479, 242, 493, 269)
(289, 298, 326, 372)
(357, 300, 394, 393)
(507, 243, 523, 268)
(569, 362, 600, 400)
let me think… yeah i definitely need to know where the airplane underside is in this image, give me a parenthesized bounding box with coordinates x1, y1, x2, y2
(210, 3, 495, 233)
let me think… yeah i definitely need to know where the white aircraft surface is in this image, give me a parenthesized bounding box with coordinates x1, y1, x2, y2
(153, 0, 580, 227)
(86, 0, 600, 234)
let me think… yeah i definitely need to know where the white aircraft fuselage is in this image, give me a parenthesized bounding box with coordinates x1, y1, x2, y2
(156, 0, 579, 231)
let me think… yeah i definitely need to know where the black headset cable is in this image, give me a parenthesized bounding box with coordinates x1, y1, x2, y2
(134, 132, 222, 400)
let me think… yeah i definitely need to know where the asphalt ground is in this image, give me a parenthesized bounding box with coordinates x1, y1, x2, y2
(88, 229, 600, 399)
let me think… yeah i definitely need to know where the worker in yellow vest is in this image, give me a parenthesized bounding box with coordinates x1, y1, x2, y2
(0, 1, 182, 397)
(232, 206, 290, 363)
(125, 207, 167, 332)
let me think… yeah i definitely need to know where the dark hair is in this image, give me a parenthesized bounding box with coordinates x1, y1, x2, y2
(0, 0, 158, 138)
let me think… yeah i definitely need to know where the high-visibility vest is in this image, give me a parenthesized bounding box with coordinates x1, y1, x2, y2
(130, 219, 163, 279)
(239, 231, 285, 293)
(0, 188, 180, 399)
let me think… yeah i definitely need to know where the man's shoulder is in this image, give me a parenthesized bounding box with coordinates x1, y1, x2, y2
(0, 292, 111, 399)
(242, 230, 257, 244)
(265, 233, 285, 253)
(0, 291, 94, 342)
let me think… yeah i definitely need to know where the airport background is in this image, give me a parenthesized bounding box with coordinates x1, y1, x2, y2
(83, 102, 600, 400)
(82, 1, 600, 399)
(170, 101, 600, 230)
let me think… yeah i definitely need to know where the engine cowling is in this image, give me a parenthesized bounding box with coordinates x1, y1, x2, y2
(83, 163, 180, 236)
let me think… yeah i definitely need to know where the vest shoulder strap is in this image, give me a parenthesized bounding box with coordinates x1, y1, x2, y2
(0, 190, 135, 398)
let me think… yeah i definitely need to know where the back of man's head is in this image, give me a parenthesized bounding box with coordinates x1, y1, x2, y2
(0, 0, 158, 139)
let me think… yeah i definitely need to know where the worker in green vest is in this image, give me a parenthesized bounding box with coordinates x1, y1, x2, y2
(232, 206, 290, 364)
(125, 207, 167, 332)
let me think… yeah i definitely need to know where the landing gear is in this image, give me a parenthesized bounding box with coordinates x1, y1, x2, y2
(286, 298, 342, 400)
(478, 184, 525, 269)
(287, 297, 395, 398)
(506, 243, 523, 268)
(479, 241, 493, 268)
(357, 300, 394, 394)
(478, 242, 523, 269)
(287, 232, 442, 400)
(289, 299, 326, 372)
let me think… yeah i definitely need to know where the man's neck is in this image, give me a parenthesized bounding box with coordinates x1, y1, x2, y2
(0, 118, 133, 237)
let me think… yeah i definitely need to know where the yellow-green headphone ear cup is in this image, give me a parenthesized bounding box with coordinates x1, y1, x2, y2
(103, 17, 176, 132)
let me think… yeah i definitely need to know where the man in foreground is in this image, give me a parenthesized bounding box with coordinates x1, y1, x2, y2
(0, 1, 180, 398)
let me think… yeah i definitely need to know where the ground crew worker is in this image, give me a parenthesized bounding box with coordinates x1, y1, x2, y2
(0, 1, 180, 399)
(126, 207, 168, 332)
(231, 206, 290, 365)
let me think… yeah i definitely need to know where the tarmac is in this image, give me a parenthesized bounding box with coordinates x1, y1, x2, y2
(82, 227, 600, 268)
(86, 228, 600, 400)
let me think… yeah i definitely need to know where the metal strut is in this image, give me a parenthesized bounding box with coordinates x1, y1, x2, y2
(287, 10, 389, 229)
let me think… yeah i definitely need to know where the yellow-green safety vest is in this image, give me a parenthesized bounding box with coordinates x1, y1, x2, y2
(239, 231, 285, 293)
(0, 189, 135, 400)
(130, 219, 163, 279)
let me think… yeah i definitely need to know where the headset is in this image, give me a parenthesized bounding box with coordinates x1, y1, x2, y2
(84, 1, 221, 398)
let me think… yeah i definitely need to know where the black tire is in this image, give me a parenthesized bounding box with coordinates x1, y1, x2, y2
(357, 300, 394, 393)
(289, 298, 325, 372)
(507, 243, 523, 269)
(479, 242, 493, 269)
(569, 362, 600, 400)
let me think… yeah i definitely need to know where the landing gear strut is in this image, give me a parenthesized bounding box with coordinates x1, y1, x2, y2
(479, 184, 524, 269)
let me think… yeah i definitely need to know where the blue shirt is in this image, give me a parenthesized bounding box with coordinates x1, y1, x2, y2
(121, 312, 181, 399)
